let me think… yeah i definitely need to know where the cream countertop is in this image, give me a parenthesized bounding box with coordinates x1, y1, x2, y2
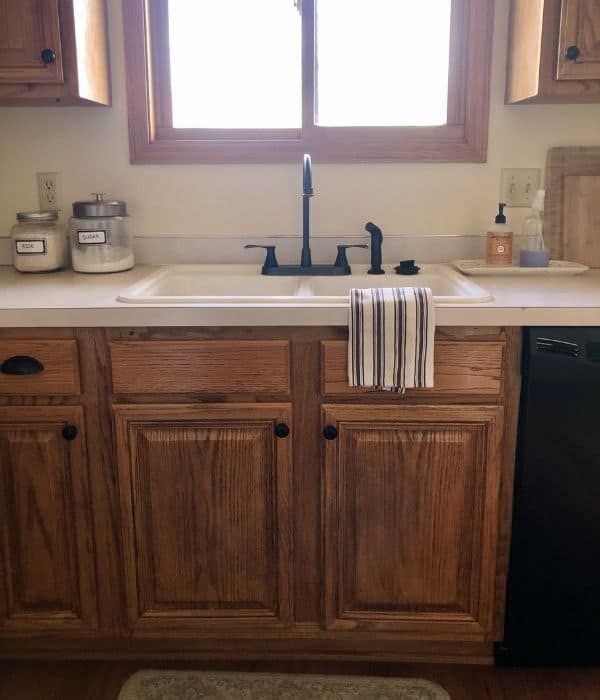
(1, 264, 600, 327)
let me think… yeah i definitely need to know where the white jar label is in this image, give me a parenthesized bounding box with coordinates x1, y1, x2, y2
(15, 239, 46, 255)
(496, 244, 505, 253)
(77, 229, 107, 245)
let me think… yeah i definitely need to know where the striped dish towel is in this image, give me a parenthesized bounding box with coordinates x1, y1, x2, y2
(349, 287, 435, 393)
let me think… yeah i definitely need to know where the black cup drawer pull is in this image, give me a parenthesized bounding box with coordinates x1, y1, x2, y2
(0, 355, 45, 376)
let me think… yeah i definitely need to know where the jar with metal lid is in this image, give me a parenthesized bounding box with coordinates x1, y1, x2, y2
(69, 193, 134, 273)
(10, 210, 67, 272)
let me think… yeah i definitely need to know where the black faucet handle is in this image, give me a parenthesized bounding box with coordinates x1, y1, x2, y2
(244, 244, 279, 274)
(334, 244, 368, 273)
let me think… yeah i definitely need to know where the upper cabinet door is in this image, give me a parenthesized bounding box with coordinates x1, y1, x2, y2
(558, 0, 600, 79)
(0, 0, 63, 83)
(0, 407, 97, 636)
(114, 403, 293, 636)
(322, 404, 503, 640)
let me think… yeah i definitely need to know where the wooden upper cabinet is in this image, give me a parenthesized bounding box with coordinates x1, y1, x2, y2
(0, 0, 110, 105)
(322, 404, 503, 640)
(0, 407, 98, 636)
(114, 403, 293, 636)
(0, 0, 63, 83)
(557, 0, 600, 79)
(506, 0, 600, 103)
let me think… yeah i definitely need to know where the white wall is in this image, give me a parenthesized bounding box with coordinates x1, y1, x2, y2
(1, 0, 600, 239)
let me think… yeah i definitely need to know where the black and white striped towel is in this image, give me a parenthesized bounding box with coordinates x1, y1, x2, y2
(348, 287, 435, 393)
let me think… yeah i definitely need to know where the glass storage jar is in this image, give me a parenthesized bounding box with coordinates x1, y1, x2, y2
(10, 210, 67, 272)
(69, 193, 134, 273)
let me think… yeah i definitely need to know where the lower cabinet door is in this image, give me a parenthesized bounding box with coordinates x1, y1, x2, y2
(322, 404, 503, 640)
(114, 404, 293, 635)
(0, 407, 97, 636)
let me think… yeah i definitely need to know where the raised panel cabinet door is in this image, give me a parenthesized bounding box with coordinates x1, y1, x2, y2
(558, 0, 600, 79)
(0, 407, 97, 636)
(0, 0, 64, 83)
(114, 404, 293, 636)
(322, 404, 503, 640)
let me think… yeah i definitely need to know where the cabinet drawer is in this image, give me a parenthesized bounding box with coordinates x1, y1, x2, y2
(321, 340, 503, 397)
(110, 340, 291, 394)
(0, 340, 80, 395)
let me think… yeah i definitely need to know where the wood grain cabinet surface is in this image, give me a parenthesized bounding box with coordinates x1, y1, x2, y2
(110, 340, 291, 395)
(0, 327, 520, 663)
(507, 0, 600, 103)
(0, 0, 63, 83)
(321, 340, 503, 398)
(322, 404, 503, 641)
(114, 403, 293, 636)
(0, 339, 80, 395)
(557, 0, 600, 80)
(0, 0, 110, 105)
(0, 406, 97, 636)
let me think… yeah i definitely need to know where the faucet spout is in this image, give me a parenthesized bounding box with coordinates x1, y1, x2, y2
(303, 153, 313, 196)
(301, 154, 313, 267)
(247, 153, 366, 275)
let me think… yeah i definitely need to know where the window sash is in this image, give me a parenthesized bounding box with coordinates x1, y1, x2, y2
(123, 0, 493, 163)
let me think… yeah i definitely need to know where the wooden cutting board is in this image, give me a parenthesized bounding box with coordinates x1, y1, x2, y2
(546, 147, 600, 267)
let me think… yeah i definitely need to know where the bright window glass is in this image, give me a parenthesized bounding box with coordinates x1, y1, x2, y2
(315, 0, 452, 126)
(168, 0, 302, 128)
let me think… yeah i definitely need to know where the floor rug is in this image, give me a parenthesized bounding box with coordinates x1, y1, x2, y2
(118, 670, 450, 699)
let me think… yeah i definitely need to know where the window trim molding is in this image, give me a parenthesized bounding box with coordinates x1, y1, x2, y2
(123, 0, 494, 164)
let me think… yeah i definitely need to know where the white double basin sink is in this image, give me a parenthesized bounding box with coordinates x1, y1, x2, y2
(118, 264, 492, 306)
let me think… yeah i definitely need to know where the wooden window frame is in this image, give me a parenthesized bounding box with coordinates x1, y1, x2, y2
(123, 0, 494, 164)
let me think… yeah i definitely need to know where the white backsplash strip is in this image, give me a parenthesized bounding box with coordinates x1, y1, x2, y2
(0, 234, 486, 267)
(133, 234, 486, 266)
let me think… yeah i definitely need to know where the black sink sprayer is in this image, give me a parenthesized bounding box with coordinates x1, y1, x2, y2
(365, 222, 384, 274)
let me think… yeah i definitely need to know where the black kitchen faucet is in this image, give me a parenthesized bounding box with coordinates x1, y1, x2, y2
(245, 155, 379, 276)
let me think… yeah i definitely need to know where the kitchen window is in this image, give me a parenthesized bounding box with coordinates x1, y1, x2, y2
(123, 0, 493, 163)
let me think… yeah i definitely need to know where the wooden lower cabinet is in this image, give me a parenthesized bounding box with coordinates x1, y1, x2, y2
(0, 327, 519, 662)
(322, 404, 503, 641)
(113, 404, 294, 635)
(0, 406, 97, 636)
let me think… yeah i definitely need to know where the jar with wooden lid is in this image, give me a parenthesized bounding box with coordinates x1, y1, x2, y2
(10, 211, 67, 272)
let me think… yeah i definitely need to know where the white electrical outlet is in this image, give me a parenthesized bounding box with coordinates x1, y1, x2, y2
(500, 168, 541, 208)
(37, 172, 62, 211)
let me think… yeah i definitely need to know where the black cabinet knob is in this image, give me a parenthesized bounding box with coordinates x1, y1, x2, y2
(274, 423, 290, 438)
(565, 45, 580, 61)
(62, 425, 78, 441)
(41, 48, 56, 64)
(323, 425, 338, 440)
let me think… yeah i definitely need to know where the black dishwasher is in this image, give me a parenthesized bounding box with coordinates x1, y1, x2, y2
(496, 327, 600, 665)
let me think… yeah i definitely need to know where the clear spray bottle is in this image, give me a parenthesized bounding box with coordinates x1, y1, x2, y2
(520, 190, 550, 267)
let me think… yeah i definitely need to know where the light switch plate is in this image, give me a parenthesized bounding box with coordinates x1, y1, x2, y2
(500, 168, 541, 208)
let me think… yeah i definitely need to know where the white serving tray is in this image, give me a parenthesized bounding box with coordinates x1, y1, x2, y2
(452, 259, 589, 276)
